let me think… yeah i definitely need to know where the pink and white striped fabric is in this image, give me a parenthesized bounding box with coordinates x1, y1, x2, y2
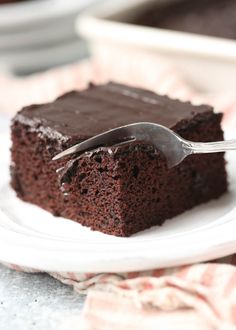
(1, 51, 236, 329)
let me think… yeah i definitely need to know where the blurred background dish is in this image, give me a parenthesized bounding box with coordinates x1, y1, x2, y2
(0, 0, 99, 75)
(77, 0, 236, 92)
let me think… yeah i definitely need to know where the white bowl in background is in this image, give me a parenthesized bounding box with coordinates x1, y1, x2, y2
(76, 0, 236, 92)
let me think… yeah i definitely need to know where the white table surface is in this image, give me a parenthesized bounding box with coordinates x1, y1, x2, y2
(0, 264, 85, 330)
(0, 115, 85, 330)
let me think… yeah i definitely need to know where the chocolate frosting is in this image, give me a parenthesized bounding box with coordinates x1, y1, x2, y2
(15, 82, 212, 141)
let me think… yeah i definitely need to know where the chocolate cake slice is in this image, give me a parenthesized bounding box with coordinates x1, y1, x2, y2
(10, 82, 227, 236)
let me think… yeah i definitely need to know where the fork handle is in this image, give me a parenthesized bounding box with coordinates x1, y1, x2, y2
(186, 139, 236, 154)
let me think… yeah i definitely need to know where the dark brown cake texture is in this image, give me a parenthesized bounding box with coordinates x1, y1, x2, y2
(11, 82, 227, 237)
(133, 0, 236, 40)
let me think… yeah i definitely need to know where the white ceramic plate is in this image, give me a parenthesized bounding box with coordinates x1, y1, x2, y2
(0, 39, 87, 74)
(0, 16, 78, 51)
(0, 0, 98, 30)
(0, 0, 99, 51)
(0, 0, 95, 73)
(0, 131, 236, 273)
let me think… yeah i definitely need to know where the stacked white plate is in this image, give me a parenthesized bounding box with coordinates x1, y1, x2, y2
(0, 0, 98, 74)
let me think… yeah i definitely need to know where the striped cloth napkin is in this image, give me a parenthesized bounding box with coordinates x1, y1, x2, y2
(2, 50, 236, 329)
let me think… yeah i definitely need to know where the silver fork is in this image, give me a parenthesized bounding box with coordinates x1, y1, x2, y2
(52, 122, 236, 167)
